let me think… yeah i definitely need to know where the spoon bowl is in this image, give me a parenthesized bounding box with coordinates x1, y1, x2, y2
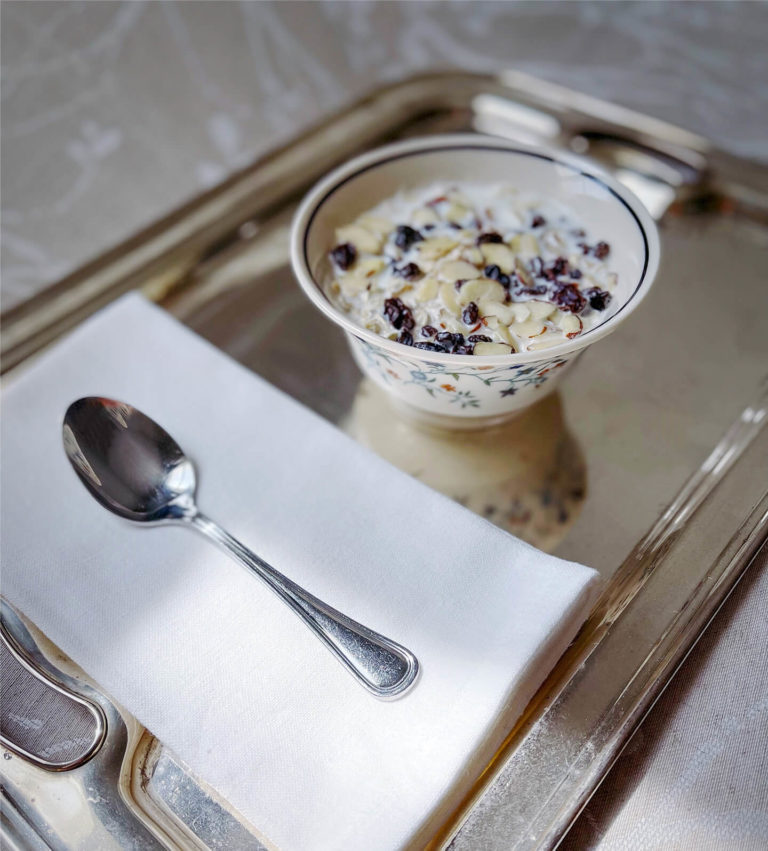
(62, 397, 419, 699)
(64, 397, 196, 522)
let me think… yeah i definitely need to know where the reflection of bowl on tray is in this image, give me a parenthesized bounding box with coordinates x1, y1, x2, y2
(343, 380, 586, 553)
(291, 135, 659, 427)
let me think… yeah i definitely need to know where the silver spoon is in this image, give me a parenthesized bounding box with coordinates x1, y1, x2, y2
(62, 397, 419, 699)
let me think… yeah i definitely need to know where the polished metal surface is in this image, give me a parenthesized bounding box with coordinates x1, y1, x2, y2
(0, 600, 166, 851)
(0, 629, 106, 771)
(132, 735, 269, 851)
(62, 397, 419, 699)
(2, 72, 768, 850)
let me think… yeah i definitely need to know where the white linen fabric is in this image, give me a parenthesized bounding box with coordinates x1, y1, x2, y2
(1, 293, 599, 851)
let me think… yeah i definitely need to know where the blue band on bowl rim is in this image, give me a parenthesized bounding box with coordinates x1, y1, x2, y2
(302, 143, 650, 351)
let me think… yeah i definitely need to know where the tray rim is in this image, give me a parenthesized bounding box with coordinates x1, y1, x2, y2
(438, 391, 768, 850)
(3, 69, 768, 372)
(2, 70, 768, 851)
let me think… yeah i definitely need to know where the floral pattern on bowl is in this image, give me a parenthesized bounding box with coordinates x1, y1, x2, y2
(348, 335, 578, 418)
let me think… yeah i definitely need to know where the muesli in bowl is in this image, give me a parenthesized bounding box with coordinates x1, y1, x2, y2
(326, 182, 618, 357)
(291, 135, 660, 426)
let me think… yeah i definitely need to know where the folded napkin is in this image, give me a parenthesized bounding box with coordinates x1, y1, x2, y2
(1, 293, 599, 851)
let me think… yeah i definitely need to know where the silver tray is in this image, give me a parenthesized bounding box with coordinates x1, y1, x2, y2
(2, 71, 767, 851)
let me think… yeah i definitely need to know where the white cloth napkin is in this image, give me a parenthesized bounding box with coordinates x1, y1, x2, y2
(1, 294, 599, 851)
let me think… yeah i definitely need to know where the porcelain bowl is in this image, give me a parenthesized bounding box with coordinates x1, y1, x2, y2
(290, 135, 660, 427)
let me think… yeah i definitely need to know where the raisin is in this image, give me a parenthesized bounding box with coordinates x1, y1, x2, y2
(394, 225, 424, 250)
(552, 257, 569, 276)
(484, 264, 502, 281)
(436, 331, 466, 352)
(398, 330, 414, 346)
(498, 273, 511, 289)
(454, 344, 474, 355)
(586, 288, 612, 311)
(414, 341, 447, 352)
(449, 222, 462, 230)
(462, 302, 479, 325)
(593, 241, 611, 259)
(468, 334, 492, 343)
(530, 256, 545, 278)
(330, 243, 357, 270)
(531, 214, 546, 228)
(421, 324, 438, 337)
(477, 232, 504, 244)
(519, 285, 548, 297)
(396, 262, 423, 280)
(383, 298, 403, 328)
(553, 284, 587, 313)
(383, 297, 414, 330)
(570, 268, 583, 280)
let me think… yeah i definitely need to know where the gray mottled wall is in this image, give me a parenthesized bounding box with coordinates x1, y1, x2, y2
(2, 0, 767, 310)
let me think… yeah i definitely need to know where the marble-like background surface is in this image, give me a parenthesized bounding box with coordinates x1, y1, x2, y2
(2, 3, 768, 850)
(2, 0, 768, 310)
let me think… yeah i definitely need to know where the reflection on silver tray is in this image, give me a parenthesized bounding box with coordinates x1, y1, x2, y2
(2, 72, 767, 851)
(344, 382, 586, 553)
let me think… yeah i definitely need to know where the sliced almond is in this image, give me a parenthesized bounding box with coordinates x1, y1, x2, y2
(439, 314, 465, 334)
(356, 257, 387, 277)
(527, 300, 557, 320)
(414, 277, 439, 302)
(528, 336, 566, 351)
(480, 242, 514, 272)
(339, 273, 371, 296)
(509, 233, 540, 258)
(478, 298, 516, 325)
(438, 259, 482, 283)
(514, 258, 534, 286)
(356, 215, 393, 237)
(446, 189, 471, 206)
(556, 312, 583, 338)
(458, 278, 506, 306)
(418, 236, 458, 261)
(482, 315, 514, 345)
(473, 341, 514, 356)
(510, 302, 532, 322)
(439, 280, 461, 315)
(445, 202, 470, 222)
(335, 224, 383, 254)
(462, 246, 484, 265)
(412, 207, 440, 227)
(511, 319, 546, 338)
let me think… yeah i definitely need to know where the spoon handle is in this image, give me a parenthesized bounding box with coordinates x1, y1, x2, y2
(187, 513, 419, 699)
